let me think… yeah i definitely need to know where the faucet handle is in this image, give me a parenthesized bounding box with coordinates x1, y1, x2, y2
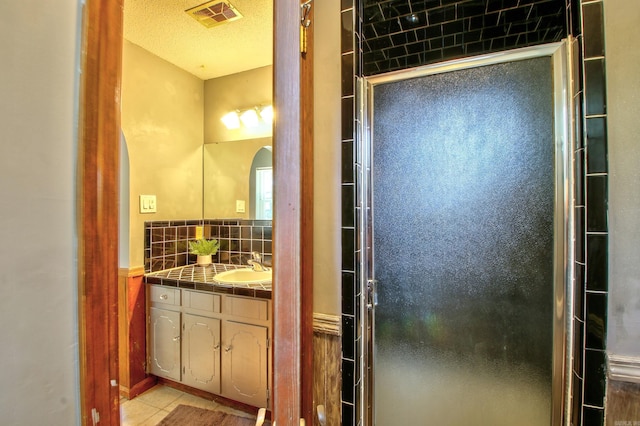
(251, 251, 262, 262)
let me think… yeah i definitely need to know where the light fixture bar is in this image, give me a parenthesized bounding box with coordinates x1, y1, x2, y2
(221, 105, 273, 129)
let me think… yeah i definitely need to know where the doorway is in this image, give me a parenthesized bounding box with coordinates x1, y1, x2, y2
(361, 43, 573, 425)
(79, 1, 309, 424)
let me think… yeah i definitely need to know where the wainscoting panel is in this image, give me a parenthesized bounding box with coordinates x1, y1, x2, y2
(605, 379, 640, 426)
(118, 267, 156, 398)
(313, 314, 341, 426)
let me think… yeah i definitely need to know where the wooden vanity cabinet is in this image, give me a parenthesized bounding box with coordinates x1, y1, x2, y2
(147, 285, 271, 408)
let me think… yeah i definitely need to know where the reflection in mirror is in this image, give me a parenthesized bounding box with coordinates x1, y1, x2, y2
(250, 147, 273, 219)
(203, 137, 272, 219)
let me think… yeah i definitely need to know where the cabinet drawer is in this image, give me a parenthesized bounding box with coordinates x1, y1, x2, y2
(183, 290, 221, 314)
(223, 296, 268, 321)
(149, 285, 181, 306)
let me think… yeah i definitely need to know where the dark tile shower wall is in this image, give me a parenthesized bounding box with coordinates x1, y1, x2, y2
(362, 0, 566, 75)
(144, 219, 272, 273)
(341, 0, 362, 424)
(573, 1, 608, 425)
(341, 0, 609, 425)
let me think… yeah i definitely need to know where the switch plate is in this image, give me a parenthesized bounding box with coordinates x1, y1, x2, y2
(236, 200, 246, 213)
(139, 195, 157, 213)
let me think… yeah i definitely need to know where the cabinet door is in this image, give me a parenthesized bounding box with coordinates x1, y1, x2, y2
(149, 307, 181, 381)
(182, 313, 221, 394)
(222, 321, 269, 408)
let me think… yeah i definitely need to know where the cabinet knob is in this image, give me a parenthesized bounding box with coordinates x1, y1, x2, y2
(172, 336, 181, 342)
(160, 294, 168, 300)
(213, 344, 220, 350)
(224, 345, 232, 352)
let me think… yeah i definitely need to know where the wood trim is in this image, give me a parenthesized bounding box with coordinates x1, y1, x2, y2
(300, 1, 315, 424)
(78, 1, 308, 424)
(608, 355, 640, 384)
(121, 376, 156, 400)
(118, 274, 150, 399)
(77, 1, 123, 424)
(273, 0, 304, 424)
(118, 266, 145, 278)
(313, 313, 341, 336)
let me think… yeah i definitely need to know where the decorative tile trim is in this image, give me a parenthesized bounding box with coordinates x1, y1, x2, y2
(313, 313, 341, 336)
(608, 355, 640, 384)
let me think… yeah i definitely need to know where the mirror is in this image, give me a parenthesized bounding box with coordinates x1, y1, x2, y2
(203, 138, 272, 219)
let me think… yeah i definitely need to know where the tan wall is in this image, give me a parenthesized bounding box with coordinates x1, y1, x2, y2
(121, 40, 204, 267)
(605, 1, 640, 358)
(313, 0, 342, 316)
(0, 1, 80, 424)
(204, 66, 273, 143)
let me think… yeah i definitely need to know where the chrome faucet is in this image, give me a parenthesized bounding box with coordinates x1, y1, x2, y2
(248, 251, 269, 272)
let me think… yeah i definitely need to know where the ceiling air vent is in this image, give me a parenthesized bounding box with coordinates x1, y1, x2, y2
(185, 0, 243, 28)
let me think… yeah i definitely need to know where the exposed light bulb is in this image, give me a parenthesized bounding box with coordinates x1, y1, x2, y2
(221, 111, 240, 129)
(240, 108, 260, 127)
(260, 105, 273, 123)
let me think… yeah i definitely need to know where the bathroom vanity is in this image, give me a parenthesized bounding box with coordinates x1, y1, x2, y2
(145, 264, 272, 409)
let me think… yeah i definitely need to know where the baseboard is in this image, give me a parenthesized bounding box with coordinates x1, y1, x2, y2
(120, 376, 156, 399)
(313, 313, 341, 336)
(608, 354, 640, 384)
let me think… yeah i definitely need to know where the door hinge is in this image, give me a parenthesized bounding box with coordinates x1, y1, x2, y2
(300, 0, 312, 54)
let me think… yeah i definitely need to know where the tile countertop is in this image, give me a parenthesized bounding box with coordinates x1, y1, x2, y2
(144, 263, 272, 300)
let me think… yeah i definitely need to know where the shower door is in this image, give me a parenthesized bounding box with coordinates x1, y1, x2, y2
(364, 45, 571, 426)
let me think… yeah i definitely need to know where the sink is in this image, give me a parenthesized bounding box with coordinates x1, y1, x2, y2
(213, 268, 272, 285)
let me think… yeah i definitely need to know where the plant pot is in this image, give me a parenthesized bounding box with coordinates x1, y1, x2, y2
(196, 254, 212, 266)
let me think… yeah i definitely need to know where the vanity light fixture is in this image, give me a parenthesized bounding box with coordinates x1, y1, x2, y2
(259, 105, 273, 123)
(240, 108, 260, 128)
(221, 105, 273, 129)
(221, 111, 240, 129)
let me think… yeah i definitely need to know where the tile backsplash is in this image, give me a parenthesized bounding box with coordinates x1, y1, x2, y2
(144, 219, 272, 273)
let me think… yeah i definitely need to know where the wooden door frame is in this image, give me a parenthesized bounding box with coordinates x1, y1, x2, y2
(77, 1, 311, 425)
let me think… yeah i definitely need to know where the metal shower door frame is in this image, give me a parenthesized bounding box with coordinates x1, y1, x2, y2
(357, 41, 575, 426)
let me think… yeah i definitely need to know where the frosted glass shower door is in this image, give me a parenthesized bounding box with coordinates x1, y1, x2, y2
(369, 55, 563, 425)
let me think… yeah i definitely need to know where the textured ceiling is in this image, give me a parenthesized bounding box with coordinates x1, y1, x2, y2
(124, 0, 273, 80)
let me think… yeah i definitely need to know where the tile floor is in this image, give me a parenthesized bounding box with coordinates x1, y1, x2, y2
(120, 385, 258, 426)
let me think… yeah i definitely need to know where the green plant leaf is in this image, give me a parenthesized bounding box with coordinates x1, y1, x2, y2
(188, 238, 220, 255)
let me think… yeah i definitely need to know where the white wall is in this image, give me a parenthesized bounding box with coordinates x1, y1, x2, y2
(605, 2, 640, 357)
(0, 1, 81, 424)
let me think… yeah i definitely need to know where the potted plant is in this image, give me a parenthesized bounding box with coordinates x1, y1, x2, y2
(188, 238, 220, 267)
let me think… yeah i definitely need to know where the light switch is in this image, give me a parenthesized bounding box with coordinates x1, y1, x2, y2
(139, 195, 157, 213)
(236, 200, 246, 213)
